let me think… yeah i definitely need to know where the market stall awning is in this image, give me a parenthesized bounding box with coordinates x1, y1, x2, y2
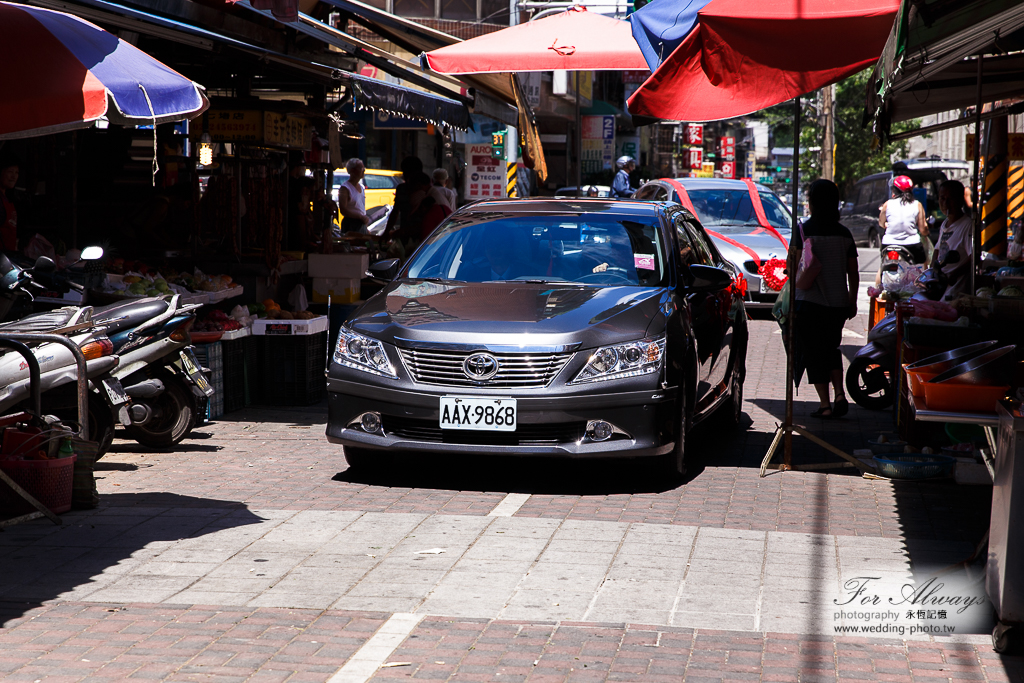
(0, 0, 208, 139)
(349, 73, 470, 130)
(626, 0, 899, 122)
(423, 8, 648, 73)
(25, 0, 472, 130)
(867, 0, 1024, 140)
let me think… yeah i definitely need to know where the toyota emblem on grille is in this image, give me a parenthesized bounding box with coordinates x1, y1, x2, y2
(463, 353, 499, 381)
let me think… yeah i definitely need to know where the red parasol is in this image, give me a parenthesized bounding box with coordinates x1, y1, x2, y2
(423, 7, 648, 74)
(627, 0, 898, 121)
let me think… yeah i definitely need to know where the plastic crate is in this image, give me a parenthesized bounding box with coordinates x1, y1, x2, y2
(257, 332, 327, 406)
(222, 336, 257, 413)
(873, 454, 956, 480)
(0, 456, 77, 515)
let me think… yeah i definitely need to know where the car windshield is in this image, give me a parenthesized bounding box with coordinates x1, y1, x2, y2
(686, 189, 761, 231)
(405, 213, 666, 287)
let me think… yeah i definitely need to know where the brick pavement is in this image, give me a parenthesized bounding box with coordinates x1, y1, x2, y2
(90, 317, 991, 544)
(0, 602, 381, 682)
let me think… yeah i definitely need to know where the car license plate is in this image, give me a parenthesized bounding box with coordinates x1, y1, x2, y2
(101, 378, 129, 406)
(439, 397, 517, 431)
(180, 349, 215, 396)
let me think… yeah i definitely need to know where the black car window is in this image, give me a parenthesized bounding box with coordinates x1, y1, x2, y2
(869, 178, 890, 207)
(635, 184, 669, 201)
(405, 213, 667, 287)
(758, 192, 792, 230)
(673, 213, 714, 266)
(854, 182, 872, 207)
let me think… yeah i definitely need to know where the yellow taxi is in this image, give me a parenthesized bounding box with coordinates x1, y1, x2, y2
(332, 168, 403, 211)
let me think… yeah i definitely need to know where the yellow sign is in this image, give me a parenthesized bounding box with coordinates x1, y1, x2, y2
(264, 112, 312, 150)
(966, 133, 1024, 161)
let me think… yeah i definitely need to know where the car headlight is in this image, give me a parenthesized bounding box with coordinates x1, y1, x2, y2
(570, 336, 666, 384)
(333, 328, 397, 378)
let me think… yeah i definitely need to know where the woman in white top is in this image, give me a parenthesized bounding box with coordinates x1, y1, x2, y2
(338, 158, 369, 233)
(874, 175, 928, 286)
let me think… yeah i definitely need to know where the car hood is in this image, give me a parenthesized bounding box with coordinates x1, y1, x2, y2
(708, 230, 789, 262)
(348, 281, 669, 350)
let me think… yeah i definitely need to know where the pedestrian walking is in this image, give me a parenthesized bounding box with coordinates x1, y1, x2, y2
(384, 156, 437, 255)
(791, 179, 860, 419)
(874, 174, 929, 286)
(933, 179, 973, 300)
(611, 156, 636, 198)
(338, 158, 369, 233)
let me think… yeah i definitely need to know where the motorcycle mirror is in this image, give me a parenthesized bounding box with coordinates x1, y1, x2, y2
(80, 246, 104, 261)
(33, 256, 56, 273)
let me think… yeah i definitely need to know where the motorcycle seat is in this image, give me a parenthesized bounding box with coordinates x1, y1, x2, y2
(0, 308, 80, 333)
(91, 298, 170, 334)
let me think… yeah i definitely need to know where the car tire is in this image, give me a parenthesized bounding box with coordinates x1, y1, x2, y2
(722, 362, 744, 429)
(868, 229, 881, 249)
(344, 446, 390, 472)
(661, 391, 689, 478)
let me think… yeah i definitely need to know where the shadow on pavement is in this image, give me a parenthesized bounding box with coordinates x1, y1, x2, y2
(212, 401, 327, 427)
(332, 412, 747, 495)
(0, 493, 265, 626)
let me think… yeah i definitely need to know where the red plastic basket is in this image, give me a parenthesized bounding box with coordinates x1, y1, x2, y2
(0, 456, 77, 515)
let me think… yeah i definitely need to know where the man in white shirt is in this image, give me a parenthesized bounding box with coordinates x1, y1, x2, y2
(933, 179, 973, 301)
(338, 158, 369, 232)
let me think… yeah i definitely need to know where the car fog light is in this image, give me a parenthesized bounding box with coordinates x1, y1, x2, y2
(586, 420, 613, 442)
(360, 412, 382, 433)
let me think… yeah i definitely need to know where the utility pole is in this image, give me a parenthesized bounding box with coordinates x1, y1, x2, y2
(820, 84, 834, 181)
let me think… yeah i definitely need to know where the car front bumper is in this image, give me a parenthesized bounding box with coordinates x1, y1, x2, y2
(325, 378, 678, 458)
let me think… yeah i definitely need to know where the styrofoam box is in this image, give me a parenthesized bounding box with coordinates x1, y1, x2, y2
(252, 315, 330, 336)
(311, 277, 360, 304)
(308, 253, 369, 279)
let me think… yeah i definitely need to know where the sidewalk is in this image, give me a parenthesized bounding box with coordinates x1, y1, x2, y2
(0, 306, 1018, 682)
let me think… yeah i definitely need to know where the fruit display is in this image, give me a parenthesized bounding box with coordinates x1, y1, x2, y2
(194, 308, 244, 332)
(100, 267, 242, 301)
(997, 285, 1024, 298)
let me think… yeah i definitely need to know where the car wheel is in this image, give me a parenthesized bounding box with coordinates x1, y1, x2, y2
(868, 229, 881, 249)
(344, 446, 390, 471)
(723, 363, 744, 428)
(661, 390, 689, 478)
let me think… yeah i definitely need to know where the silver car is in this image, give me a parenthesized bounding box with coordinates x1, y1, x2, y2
(635, 178, 793, 308)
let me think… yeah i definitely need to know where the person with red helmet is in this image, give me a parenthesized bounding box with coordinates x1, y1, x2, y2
(874, 174, 928, 286)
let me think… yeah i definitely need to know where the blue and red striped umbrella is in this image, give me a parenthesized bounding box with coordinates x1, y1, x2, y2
(0, 2, 208, 140)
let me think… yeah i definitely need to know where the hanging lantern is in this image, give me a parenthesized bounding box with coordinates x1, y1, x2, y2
(198, 132, 214, 167)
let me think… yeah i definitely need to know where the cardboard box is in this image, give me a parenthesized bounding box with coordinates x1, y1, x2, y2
(308, 253, 369, 279)
(252, 316, 330, 336)
(311, 277, 360, 304)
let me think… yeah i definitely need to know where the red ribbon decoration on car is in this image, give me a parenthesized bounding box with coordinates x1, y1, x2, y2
(663, 178, 763, 268)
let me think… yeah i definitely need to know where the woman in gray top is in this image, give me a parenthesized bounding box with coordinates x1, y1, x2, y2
(791, 180, 860, 418)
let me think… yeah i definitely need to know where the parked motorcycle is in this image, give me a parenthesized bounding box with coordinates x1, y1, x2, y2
(846, 251, 960, 410)
(90, 295, 212, 449)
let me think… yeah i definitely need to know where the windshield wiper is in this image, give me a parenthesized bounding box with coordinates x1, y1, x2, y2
(413, 277, 465, 283)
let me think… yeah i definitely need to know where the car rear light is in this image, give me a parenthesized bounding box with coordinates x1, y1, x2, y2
(886, 250, 900, 261)
(169, 318, 194, 342)
(81, 337, 114, 360)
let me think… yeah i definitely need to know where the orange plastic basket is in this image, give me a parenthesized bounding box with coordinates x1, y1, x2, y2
(921, 383, 1009, 413)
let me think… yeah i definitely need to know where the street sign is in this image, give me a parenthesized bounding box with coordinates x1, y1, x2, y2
(687, 148, 703, 170)
(720, 161, 735, 178)
(465, 143, 505, 199)
(582, 115, 616, 174)
(686, 124, 703, 146)
(719, 136, 736, 161)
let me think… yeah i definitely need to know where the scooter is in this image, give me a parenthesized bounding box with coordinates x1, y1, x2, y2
(89, 295, 213, 450)
(846, 251, 960, 410)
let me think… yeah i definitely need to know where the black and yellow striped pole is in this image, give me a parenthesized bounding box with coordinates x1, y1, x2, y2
(1009, 164, 1023, 224)
(982, 116, 1009, 256)
(505, 124, 518, 197)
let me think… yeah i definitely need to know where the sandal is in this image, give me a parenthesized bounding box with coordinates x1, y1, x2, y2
(833, 397, 850, 417)
(810, 405, 833, 418)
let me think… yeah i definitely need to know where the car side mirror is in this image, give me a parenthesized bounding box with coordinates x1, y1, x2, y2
(33, 256, 56, 273)
(367, 258, 400, 281)
(686, 264, 732, 292)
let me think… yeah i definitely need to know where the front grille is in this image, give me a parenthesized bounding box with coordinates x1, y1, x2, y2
(382, 416, 587, 446)
(398, 348, 574, 388)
